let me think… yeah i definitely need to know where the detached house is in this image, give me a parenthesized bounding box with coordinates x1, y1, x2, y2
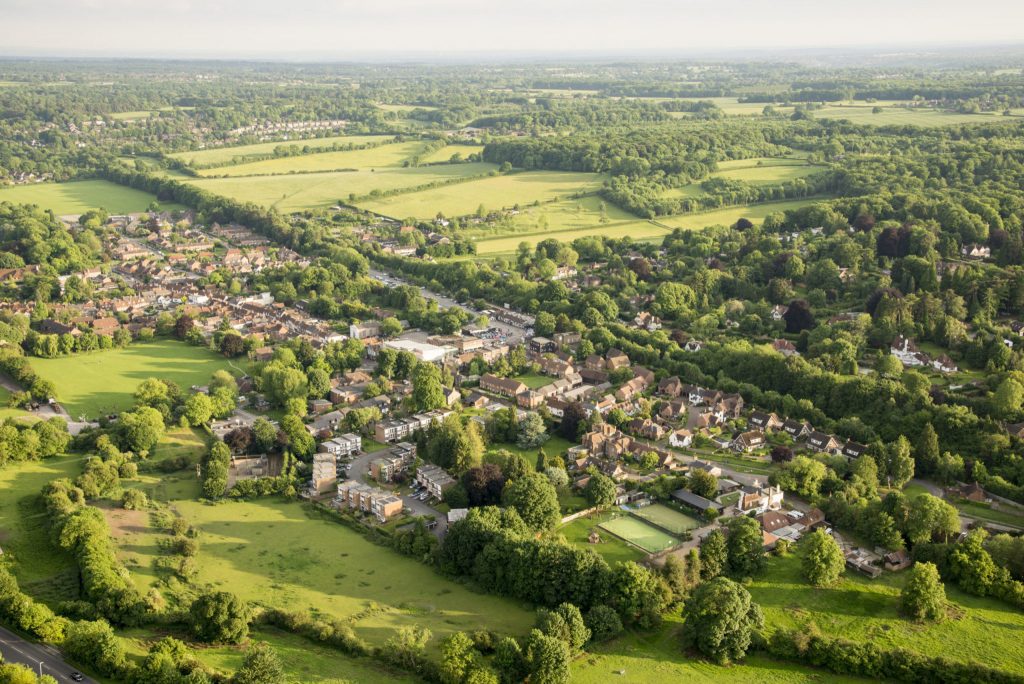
(669, 429, 693, 448)
(807, 431, 842, 454)
(658, 376, 683, 398)
(732, 429, 766, 453)
(748, 411, 783, 432)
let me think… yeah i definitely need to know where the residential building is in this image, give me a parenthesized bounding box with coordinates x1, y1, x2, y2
(320, 433, 362, 457)
(416, 464, 456, 499)
(480, 373, 528, 398)
(310, 453, 338, 494)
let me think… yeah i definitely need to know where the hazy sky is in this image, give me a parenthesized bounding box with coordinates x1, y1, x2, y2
(2, 0, 1023, 59)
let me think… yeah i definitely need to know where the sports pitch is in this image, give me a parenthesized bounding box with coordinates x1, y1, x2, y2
(599, 514, 679, 554)
(630, 503, 700, 535)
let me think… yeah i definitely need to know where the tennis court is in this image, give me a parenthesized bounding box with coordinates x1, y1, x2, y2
(599, 515, 679, 554)
(631, 503, 700, 535)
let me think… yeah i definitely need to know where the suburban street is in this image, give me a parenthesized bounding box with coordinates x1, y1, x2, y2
(0, 624, 93, 682)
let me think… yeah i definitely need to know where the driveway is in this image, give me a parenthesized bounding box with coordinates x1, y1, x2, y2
(345, 443, 447, 537)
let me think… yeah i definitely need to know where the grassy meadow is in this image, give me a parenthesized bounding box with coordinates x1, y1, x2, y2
(194, 140, 434, 177)
(474, 220, 670, 255)
(168, 135, 396, 167)
(420, 144, 485, 163)
(169, 498, 535, 651)
(711, 162, 824, 186)
(357, 170, 606, 219)
(31, 340, 240, 419)
(185, 163, 496, 212)
(657, 199, 824, 231)
(0, 180, 183, 216)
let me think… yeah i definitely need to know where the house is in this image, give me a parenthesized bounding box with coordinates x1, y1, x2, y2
(770, 304, 789, 321)
(841, 440, 868, 460)
(684, 339, 703, 353)
(671, 488, 723, 514)
(659, 398, 687, 421)
(633, 311, 662, 331)
(883, 549, 912, 571)
(961, 244, 991, 259)
(416, 464, 456, 499)
(480, 374, 528, 398)
(891, 336, 926, 367)
(772, 339, 799, 357)
(349, 321, 382, 340)
(949, 482, 987, 502)
(782, 419, 812, 439)
(553, 331, 581, 347)
(932, 354, 958, 373)
(1007, 422, 1024, 439)
(689, 460, 722, 478)
(605, 349, 630, 370)
(748, 412, 783, 431)
(320, 433, 362, 458)
(658, 376, 683, 398)
(669, 429, 693, 448)
(335, 480, 403, 522)
(628, 418, 665, 441)
(310, 453, 338, 494)
(529, 336, 557, 354)
(614, 376, 647, 402)
(732, 429, 766, 453)
(737, 483, 784, 515)
(465, 391, 490, 409)
(807, 431, 842, 454)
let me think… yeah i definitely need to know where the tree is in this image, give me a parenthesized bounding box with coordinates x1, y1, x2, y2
(681, 577, 763, 664)
(559, 402, 588, 441)
(782, 299, 814, 333)
(906, 494, 960, 545)
(875, 354, 903, 379)
(503, 472, 560, 531)
(516, 412, 548, 449)
(700, 529, 727, 580)
(536, 603, 590, 654)
(523, 629, 570, 684)
(174, 314, 194, 340)
(233, 641, 285, 684)
(122, 489, 148, 511)
(993, 377, 1024, 419)
(493, 637, 526, 684)
(915, 423, 940, 476)
(948, 529, 1001, 596)
(877, 436, 915, 489)
(801, 530, 844, 587)
(412, 363, 445, 411)
(770, 445, 793, 463)
(584, 605, 623, 642)
(771, 456, 827, 498)
(726, 516, 766, 577)
(189, 591, 252, 644)
(440, 631, 476, 684)
(183, 393, 214, 427)
(462, 464, 506, 507)
(583, 472, 616, 508)
(220, 333, 246, 358)
(688, 469, 718, 499)
(452, 421, 485, 476)
(901, 562, 946, 622)
(118, 406, 165, 454)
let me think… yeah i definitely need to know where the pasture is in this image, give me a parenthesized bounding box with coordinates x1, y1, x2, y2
(30, 340, 240, 419)
(811, 103, 1015, 127)
(185, 163, 496, 212)
(657, 199, 825, 231)
(0, 455, 86, 603)
(630, 503, 699, 535)
(171, 499, 535, 651)
(462, 195, 638, 239)
(356, 170, 606, 219)
(712, 163, 824, 186)
(377, 103, 438, 112)
(599, 514, 678, 554)
(474, 220, 670, 255)
(0, 180, 182, 216)
(168, 134, 395, 167)
(748, 552, 1024, 674)
(194, 140, 434, 177)
(420, 144, 485, 163)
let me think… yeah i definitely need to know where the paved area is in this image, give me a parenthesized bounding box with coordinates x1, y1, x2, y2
(0, 624, 94, 682)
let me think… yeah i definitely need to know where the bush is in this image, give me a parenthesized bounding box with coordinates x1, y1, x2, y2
(584, 605, 623, 642)
(189, 591, 252, 644)
(121, 489, 148, 510)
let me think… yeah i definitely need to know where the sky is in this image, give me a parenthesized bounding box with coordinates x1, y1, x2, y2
(1, 0, 1023, 60)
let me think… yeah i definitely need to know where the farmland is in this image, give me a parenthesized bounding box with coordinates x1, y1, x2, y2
(711, 162, 824, 186)
(748, 552, 1024, 674)
(169, 498, 535, 652)
(185, 163, 497, 212)
(0, 180, 183, 216)
(167, 134, 395, 167)
(475, 220, 670, 255)
(194, 140, 435, 177)
(30, 340, 241, 419)
(420, 144, 485, 163)
(356, 170, 606, 219)
(657, 199, 826, 231)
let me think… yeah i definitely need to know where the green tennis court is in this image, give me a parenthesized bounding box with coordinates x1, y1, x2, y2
(599, 515, 678, 554)
(631, 504, 700, 535)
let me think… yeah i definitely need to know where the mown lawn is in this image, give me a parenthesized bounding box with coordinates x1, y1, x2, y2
(710, 163, 824, 186)
(0, 454, 87, 604)
(0, 386, 37, 423)
(748, 552, 1024, 674)
(171, 498, 535, 653)
(0, 180, 184, 216)
(486, 435, 575, 462)
(558, 510, 647, 565)
(513, 372, 554, 389)
(30, 340, 241, 420)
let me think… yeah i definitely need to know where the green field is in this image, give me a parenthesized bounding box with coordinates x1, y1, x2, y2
(599, 514, 678, 554)
(30, 340, 240, 420)
(0, 180, 183, 216)
(748, 552, 1024, 674)
(512, 372, 554, 389)
(630, 503, 700, 535)
(712, 163, 824, 186)
(0, 455, 86, 602)
(186, 163, 496, 212)
(476, 220, 669, 255)
(357, 170, 606, 219)
(195, 141, 434, 177)
(421, 145, 484, 163)
(572, 615, 870, 684)
(377, 103, 438, 113)
(811, 103, 1014, 127)
(658, 199, 825, 231)
(172, 499, 535, 651)
(558, 511, 647, 565)
(0, 386, 37, 423)
(168, 135, 396, 167)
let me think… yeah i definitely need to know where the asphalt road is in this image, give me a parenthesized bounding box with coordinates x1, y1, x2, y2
(0, 624, 93, 682)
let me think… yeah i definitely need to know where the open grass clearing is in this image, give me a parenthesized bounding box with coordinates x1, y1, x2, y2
(0, 180, 184, 216)
(0, 454, 86, 603)
(599, 514, 678, 554)
(811, 103, 1015, 127)
(30, 339, 242, 420)
(749, 551, 1024, 674)
(629, 503, 700, 535)
(195, 140, 434, 177)
(475, 220, 669, 255)
(512, 372, 554, 389)
(658, 199, 826, 231)
(462, 195, 639, 241)
(357, 170, 606, 219)
(485, 435, 575, 463)
(185, 163, 496, 212)
(171, 498, 535, 652)
(377, 103, 438, 112)
(558, 510, 647, 565)
(0, 386, 38, 423)
(420, 144, 485, 164)
(168, 135, 396, 167)
(573, 614, 869, 683)
(712, 164, 824, 186)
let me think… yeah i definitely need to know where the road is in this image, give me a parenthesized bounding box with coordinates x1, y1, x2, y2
(0, 624, 93, 682)
(345, 446, 447, 536)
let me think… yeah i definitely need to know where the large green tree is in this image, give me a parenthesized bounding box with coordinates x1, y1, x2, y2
(681, 577, 763, 664)
(503, 472, 560, 531)
(801, 529, 845, 587)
